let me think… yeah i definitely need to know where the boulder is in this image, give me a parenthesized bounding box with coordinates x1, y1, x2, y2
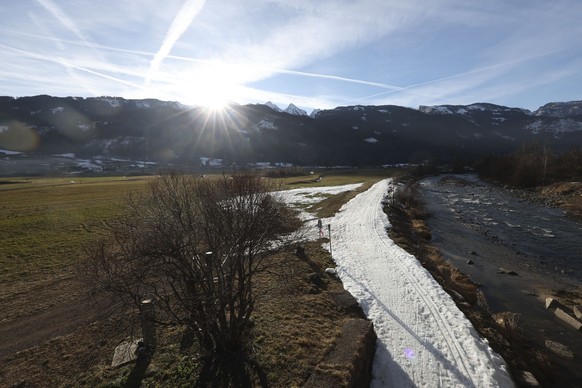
(545, 340, 574, 358)
(573, 305, 582, 320)
(515, 371, 540, 387)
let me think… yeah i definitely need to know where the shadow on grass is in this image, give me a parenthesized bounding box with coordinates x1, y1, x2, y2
(195, 351, 270, 388)
(123, 355, 151, 388)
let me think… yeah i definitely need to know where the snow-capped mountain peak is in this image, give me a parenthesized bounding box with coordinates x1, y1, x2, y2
(284, 103, 307, 116)
(264, 101, 282, 112)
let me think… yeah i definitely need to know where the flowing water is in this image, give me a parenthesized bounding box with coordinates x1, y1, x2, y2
(418, 175, 582, 384)
(420, 175, 582, 287)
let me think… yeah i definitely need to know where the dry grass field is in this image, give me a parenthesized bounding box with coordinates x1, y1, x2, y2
(0, 169, 394, 386)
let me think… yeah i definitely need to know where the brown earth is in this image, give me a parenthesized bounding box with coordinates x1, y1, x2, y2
(0, 241, 374, 387)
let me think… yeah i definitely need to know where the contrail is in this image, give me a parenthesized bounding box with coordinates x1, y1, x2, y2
(0, 43, 145, 90)
(348, 49, 562, 104)
(146, 0, 207, 85)
(35, 0, 89, 44)
(2, 28, 406, 92)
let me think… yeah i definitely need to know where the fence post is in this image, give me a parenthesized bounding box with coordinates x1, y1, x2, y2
(141, 299, 156, 351)
(328, 224, 332, 258)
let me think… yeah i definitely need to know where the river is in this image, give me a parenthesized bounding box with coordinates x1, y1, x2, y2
(420, 175, 582, 288)
(419, 174, 582, 384)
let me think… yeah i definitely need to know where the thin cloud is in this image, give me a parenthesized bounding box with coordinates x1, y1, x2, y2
(0, 43, 145, 91)
(34, 0, 88, 43)
(146, 0, 207, 85)
(2, 28, 406, 93)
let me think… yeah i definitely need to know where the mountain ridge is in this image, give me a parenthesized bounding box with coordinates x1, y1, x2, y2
(1, 95, 582, 174)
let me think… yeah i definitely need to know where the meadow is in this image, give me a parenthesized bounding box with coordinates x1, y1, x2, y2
(0, 169, 395, 386)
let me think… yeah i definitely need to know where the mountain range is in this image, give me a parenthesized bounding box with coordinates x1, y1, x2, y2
(1, 95, 582, 175)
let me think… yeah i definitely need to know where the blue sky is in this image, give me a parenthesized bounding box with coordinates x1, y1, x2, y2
(1, 0, 581, 113)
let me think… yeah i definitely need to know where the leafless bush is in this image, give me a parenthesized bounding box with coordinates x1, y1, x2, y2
(81, 172, 298, 368)
(493, 311, 523, 342)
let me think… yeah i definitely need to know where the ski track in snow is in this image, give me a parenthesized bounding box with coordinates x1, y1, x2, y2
(285, 179, 514, 387)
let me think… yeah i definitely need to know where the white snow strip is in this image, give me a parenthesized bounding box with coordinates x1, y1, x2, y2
(279, 183, 362, 220)
(325, 179, 513, 387)
(0, 148, 21, 155)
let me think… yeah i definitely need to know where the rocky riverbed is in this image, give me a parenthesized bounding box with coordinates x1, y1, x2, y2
(419, 175, 582, 386)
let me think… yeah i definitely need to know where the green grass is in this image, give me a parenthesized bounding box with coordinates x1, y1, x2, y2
(0, 176, 151, 283)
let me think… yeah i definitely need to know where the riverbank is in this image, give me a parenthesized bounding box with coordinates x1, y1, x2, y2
(387, 176, 582, 387)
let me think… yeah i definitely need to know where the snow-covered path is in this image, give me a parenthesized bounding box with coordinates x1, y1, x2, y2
(325, 179, 514, 387)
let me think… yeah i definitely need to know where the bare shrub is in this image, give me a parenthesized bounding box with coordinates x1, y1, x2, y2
(493, 312, 523, 342)
(81, 172, 299, 382)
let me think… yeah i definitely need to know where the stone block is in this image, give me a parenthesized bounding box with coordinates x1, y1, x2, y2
(573, 305, 582, 320)
(111, 338, 142, 367)
(304, 319, 376, 388)
(554, 308, 582, 331)
(545, 297, 559, 310)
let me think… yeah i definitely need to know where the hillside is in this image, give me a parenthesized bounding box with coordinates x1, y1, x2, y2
(1, 96, 582, 175)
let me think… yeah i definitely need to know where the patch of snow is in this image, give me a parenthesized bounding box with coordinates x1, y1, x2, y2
(456, 108, 468, 115)
(284, 103, 307, 116)
(200, 157, 223, 167)
(322, 180, 514, 387)
(467, 104, 486, 111)
(492, 117, 506, 122)
(0, 148, 21, 155)
(419, 105, 452, 115)
(78, 123, 93, 131)
(30, 110, 42, 116)
(352, 126, 359, 130)
(353, 106, 365, 111)
(279, 181, 514, 386)
(99, 98, 122, 108)
(55, 153, 76, 158)
(280, 183, 363, 220)
(378, 109, 390, 114)
(374, 130, 381, 135)
(51, 107, 64, 114)
(364, 137, 378, 143)
(361, 115, 367, 121)
(135, 101, 150, 109)
(265, 101, 282, 112)
(435, 106, 453, 114)
(526, 119, 543, 134)
(75, 159, 103, 172)
(255, 119, 276, 130)
(0, 126, 8, 133)
(310, 109, 321, 118)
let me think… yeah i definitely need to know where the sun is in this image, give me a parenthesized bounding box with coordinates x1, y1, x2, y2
(188, 63, 238, 112)
(203, 89, 231, 112)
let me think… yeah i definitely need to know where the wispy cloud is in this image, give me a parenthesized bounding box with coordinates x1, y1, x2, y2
(34, 0, 89, 43)
(146, 0, 207, 85)
(0, 43, 145, 91)
(2, 0, 581, 110)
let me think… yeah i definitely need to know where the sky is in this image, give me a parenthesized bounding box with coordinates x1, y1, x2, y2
(1, 0, 581, 113)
